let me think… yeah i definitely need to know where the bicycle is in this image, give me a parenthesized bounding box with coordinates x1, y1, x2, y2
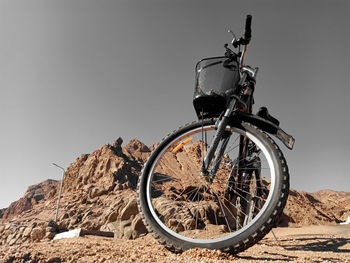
(137, 15, 295, 254)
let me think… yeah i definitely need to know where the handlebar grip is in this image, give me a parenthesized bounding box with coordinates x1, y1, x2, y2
(244, 15, 252, 42)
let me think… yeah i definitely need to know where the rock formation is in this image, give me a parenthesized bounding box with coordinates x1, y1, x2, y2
(282, 189, 350, 226)
(0, 136, 349, 247)
(0, 179, 59, 220)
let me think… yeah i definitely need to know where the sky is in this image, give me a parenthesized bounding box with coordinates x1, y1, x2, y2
(0, 0, 349, 209)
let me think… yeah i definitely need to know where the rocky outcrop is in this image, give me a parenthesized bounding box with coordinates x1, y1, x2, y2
(0, 180, 59, 220)
(0, 137, 151, 245)
(283, 189, 350, 226)
(101, 193, 147, 239)
(52, 137, 151, 238)
(63, 137, 150, 194)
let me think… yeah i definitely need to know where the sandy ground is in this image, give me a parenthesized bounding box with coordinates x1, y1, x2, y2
(0, 225, 349, 263)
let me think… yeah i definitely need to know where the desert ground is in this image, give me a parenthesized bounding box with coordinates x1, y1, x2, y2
(1, 225, 349, 263)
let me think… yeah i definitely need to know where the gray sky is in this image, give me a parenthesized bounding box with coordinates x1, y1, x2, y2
(1, 0, 349, 209)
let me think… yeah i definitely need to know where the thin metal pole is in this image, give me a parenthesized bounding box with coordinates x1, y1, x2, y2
(271, 229, 279, 242)
(52, 163, 65, 222)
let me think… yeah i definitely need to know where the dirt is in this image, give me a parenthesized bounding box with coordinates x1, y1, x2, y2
(0, 225, 349, 263)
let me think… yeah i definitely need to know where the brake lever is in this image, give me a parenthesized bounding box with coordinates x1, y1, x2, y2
(228, 29, 237, 45)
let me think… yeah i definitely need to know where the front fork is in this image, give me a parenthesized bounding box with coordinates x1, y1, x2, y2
(201, 102, 252, 185)
(202, 98, 237, 182)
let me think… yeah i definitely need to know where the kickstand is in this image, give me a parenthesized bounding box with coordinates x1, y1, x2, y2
(271, 229, 279, 242)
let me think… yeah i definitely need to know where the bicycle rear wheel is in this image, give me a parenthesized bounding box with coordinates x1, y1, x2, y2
(137, 119, 289, 254)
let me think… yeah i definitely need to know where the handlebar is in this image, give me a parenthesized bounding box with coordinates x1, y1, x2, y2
(232, 14, 253, 47)
(244, 15, 252, 43)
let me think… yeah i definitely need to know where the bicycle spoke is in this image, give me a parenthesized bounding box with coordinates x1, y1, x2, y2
(145, 121, 283, 244)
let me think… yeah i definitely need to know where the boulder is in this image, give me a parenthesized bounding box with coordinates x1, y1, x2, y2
(100, 196, 147, 239)
(120, 198, 138, 221)
(31, 227, 46, 242)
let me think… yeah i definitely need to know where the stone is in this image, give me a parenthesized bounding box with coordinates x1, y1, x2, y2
(183, 218, 195, 230)
(100, 223, 114, 233)
(100, 196, 148, 240)
(81, 211, 93, 222)
(18, 226, 26, 235)
(57, 220, 69, 231)
(37, 221, 47, 228)
(120, 198, 138, 221)
(31, 227, 46, 242)
(23, 227, 32, 237)
(131, 215, 147, 235)
(107, 211, 119, 223)
(81, 197, 88, 204)
(123, 226, 133, 240)
(60, 212, 69, 220)
(46, 227, 56, 233)
(48, 220, 57, 228)
(8, 236, 19, 246)
(45, 231, 56, 240)
(6, 233, 16, 244)
(68, 209, 76, 217)
(89, 187, 107, 199)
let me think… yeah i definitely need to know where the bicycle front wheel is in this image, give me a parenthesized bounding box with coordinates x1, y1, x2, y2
(137, 119, 289, 254)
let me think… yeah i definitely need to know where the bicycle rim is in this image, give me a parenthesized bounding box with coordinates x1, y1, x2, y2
(145, 124, 276, 244)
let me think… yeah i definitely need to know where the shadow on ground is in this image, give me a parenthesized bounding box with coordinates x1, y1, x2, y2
(283, 237, 350, 253)
(237, 237, 350, 262)
(237, 254, 299, 262)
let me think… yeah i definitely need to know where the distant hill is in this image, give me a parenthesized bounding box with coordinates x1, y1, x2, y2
(0, 179, 59, 220)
